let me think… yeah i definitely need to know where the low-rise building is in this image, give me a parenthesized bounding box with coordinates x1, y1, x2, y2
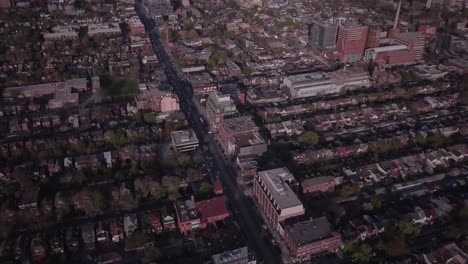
(211, 247, 257, 264)
(301, 177, 336, 194)
(228, 131, 267, 159)
(171, 129, 199, 153)
(135, 88, 180, 113)
(196, 196, 229, 228)
(283, 67, 370, 99)
(282, 217, 342, 261)
(174, 199, 200, 235)
(219, 116, 258, 151)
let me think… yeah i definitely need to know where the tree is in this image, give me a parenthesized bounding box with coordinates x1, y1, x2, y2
(143, 113, 157, 124)
(371, 197, 382, 209)
(177, 154, 191, 167)
(415, 133, 427, 146)
(298, 131, 319, 145)
(428, 133, 447, 148)
(199, 181, 213, 199)
(242, 67, 253, 76)
(150, 183, 166, 201)
(143, 245, 161, 264)
(305, 103, 316, 113)
(375, 92, 385, 102)
(72, 189, 106, 217)
(162, 177, 181, 201)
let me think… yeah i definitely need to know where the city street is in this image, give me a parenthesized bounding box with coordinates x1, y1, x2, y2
(135, 3, 282, 263)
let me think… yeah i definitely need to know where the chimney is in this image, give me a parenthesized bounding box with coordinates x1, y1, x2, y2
(393, 0, 402, 29)
(426, 0, 432, 9)
(191, 195, 195, 203)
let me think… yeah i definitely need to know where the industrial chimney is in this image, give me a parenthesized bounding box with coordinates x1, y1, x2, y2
(393, 0, 402, 29)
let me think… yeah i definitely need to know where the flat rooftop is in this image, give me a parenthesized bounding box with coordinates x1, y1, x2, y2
(221, 116, 257, 134)
(175, 200, 199, 222)
(257, 167, 302, 210)
(212, 247, 250, 264)
(284, 72, 330, 84)
(285, 217, 333, 246)
(171, 129, 199, 145)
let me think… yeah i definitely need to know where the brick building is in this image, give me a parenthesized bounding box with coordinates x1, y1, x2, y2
(196, 196, 229, 229)
(174, 199, 200, 235)
(252, 168, 304, 229)
(219, 116, 259, 151)
(135, 88, 179, 113)
(282, 217, 342, 261)
(336, 22, 369, 63)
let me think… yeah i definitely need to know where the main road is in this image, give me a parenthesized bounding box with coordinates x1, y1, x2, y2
(135, 3, 281, 264)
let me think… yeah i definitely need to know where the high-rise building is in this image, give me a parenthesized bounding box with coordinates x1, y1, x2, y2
(309, 19, 338, 51)
(366, 25, 381, 48)
(393, 32, 425, 61)
(336, 22, 369, 63)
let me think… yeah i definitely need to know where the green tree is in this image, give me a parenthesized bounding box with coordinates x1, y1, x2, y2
(150, 183, 166, 201)
(242, 66, 253, 76)
(428, 133, 447, 148)
(375, 92, 385, 102)
(199, 181, 213, 198)
(143, 113, 157, 124)
(298, 131, 319, 145)
(371, 197, 382, 209)
(143, 245, 161, 264)
(415, 133, 427, 145)
(162, 177, 181, 201)
(72, 189, 106, 217)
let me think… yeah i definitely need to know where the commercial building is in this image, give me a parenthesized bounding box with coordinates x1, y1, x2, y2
(136, 88, 180, 113)
(205, 92, 237, 130)
(282, 217, 342, 260)
(219, 116, 259, 151)
(174, 199, 200, 235)
(3, 78, 88, 98)
(227, 131, 268, 159)
(252, 168, 304, 229)
(171, 129, 199, 153)
(336, 22, 369, 63)
(283, 67, 370, 99)
(309, 19, 339, 51)
(211, 247, 257, 264)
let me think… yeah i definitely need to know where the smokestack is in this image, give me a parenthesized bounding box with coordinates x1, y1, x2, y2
(426, 0, 432, 9)
(393, 0, 402, 29)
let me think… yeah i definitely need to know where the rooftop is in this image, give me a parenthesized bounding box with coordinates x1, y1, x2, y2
(196, 196, 229, 224)
(233, 131, 266, 147)
(221, 116, 258, 135)
(284, 72, 330, 84)
(212, 247, 251, 264)
(175, 200, 199, 222)
(257, 167, 303, 210)
(171, 129, 199, 145)
(285, 217, 334, 246)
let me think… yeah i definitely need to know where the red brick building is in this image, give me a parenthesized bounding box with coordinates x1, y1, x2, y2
(336, 22, 369, 63)
(174, 199, 200, 235)
(282, 217, 342, 261)
(196, 196, 229, 228)
(253, 168, 304, 228)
